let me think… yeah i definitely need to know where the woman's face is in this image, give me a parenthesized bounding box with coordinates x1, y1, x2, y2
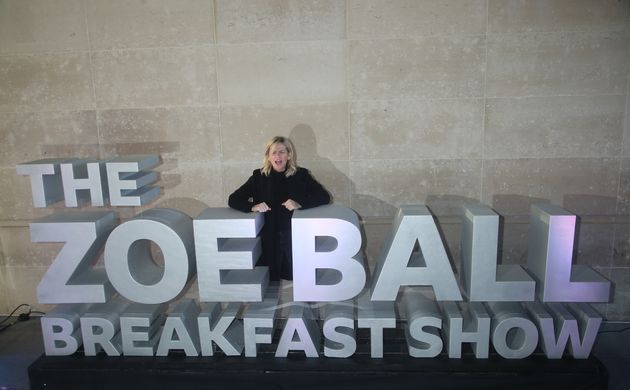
(267, 142, 290, 172)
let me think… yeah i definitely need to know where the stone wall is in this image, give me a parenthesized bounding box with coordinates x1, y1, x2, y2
(1, 0, 629, 320)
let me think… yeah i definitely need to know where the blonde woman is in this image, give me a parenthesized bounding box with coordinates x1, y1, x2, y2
(228, 136, 330, 281)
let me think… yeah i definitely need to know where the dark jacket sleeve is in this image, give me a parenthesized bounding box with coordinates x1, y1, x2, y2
(228, 173, 255, 213)
(294, 169, 331, 210)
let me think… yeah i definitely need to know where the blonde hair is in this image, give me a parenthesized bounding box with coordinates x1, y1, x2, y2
(261, 136, 298, 177)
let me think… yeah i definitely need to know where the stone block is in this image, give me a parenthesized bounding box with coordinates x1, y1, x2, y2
(92, 47, 217, 108)
(216, 0, 344, 43)
(220, 103, 349, 162)
(482, 158, 619, 216)
(87, 0, 215, 49)
(98, 107, 220, 163)
(485, 96, 624, 158)
(0, 0, 88, 54)
(486, 31, 629, 97)
(349, 36, 485, 100)
(488, 0, 630, 33)
(613, 222, 630, 268)
(139, 162, 225, 218)
(3, 266, 54, 314)
(0, 111, 98, 167)
(217, 41, 345, 104)
(0, 53, 94, 112)
(0, 226, 62, 267)
(351, 99, 483, 160)
(349, 159, 481, 218)
(619, 158, 630, 214)
(607, 267, 630, 321)
(348, 0, 486, 38)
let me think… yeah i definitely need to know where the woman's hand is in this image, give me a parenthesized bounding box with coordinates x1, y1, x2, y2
(282, 199, 301, 211)
(252, 202, 271, 212)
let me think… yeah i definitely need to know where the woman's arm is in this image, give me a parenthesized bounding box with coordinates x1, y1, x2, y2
(228, 174, 256, 212)
(294, 169, 331, 210)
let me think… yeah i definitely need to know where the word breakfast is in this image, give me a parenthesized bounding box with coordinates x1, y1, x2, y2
(16, 155, 612, 360)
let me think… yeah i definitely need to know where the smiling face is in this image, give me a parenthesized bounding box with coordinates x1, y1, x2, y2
(267, 142, 290, 172)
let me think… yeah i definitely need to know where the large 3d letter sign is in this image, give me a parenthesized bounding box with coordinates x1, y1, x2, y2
(16, 155, 612, 360)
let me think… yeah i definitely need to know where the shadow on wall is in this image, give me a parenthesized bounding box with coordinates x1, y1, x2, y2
(290, 124, 382, 280)
(492, 193, 619, 217)
(95, 141, 212, 215)
(290, 123, 393, 217)
(492, 194, 551, 217)
(563, 194, 618, 216)
(40, 143, 100, 158)
(289, 125, 487, 275)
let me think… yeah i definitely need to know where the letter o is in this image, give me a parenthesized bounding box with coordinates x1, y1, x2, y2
(492, 316, 538, 359)
(105, 208, 195, 303)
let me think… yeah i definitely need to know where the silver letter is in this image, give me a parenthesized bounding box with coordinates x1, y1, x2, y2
(41, 304, 90, 356)
(194, 208, 268, 302)
(442, 301, 490, 359)
(357, 293, 396, 358)
(156, 299, 200, 356)
(120, 303, 167, 356)
(323, 302, 356, 358)
(461, 203, 535, 301)
(16, 158, 69, 207)
(275, 304, 320, 358)
(33, 211, 118, 304)
(243, 291, 279, 357)
(198, 302, 244, 356)
(525, 301, 602, 359)
(60, 159, 107, 207)
(105, 208, 195, 304)
(371, 205, 462, 301)
(106, 155, 160, 206)
(403, 290, 443, 358)
(487, 302, 538, 359)
(80, 298, 130, 356)
(292, 205, 366, 302)
(527, 204, 611, 302)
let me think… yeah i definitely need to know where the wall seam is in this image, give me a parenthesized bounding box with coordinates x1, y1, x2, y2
(212, 0, 226, 203)
(345, 0, 353, 208)
(81, 0, 100, 160)
(479, 0, 490, 205)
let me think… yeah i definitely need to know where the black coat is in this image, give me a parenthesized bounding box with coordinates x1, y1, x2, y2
(228, 167, 330, 280)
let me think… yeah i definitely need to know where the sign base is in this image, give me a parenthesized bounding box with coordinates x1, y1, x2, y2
(29, 349, 607, 390)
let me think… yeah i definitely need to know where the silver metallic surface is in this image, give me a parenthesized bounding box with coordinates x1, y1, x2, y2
(80, 298, 130, 356)
(403, 290, 443, 358)
(461, 204, 535, 302)
(198, 302, 244, 356)
(371, 205, 462, 301)
(243, 290, 279, 357)
(40, 304, 91, 356)
(323, 302, 356, 358)
(105, 208, 195, 304)
(32, 211, 118, 304)
(105, 155, 160, 206)
(292, 204, 366, 302)
(16, 158, 70, 207)
(487, 302, 538, 359)
(120, 303, 167, 356)
(525, 301, 602, 359)
(357, 293, 396, 358)
(441, 301, 490, 359)
(194, 208, 268, 302)
(527, 203, 611, 302)
(156, 299, 200, 356)
(60, 160, 107, 207)
(275, 304, 321, 357)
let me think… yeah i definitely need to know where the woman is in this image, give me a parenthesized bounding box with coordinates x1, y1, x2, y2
(228, 136, 331, 281)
